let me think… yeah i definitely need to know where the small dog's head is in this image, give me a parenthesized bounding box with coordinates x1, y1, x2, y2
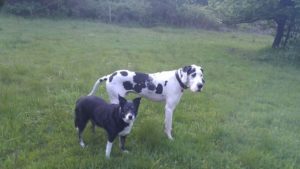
(118, 96, 142, 123)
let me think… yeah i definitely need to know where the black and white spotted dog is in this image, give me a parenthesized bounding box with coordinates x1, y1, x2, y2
(88, 64, 205, 140)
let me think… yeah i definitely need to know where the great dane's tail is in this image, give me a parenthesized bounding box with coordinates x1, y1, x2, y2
(88, 75, 110, 96)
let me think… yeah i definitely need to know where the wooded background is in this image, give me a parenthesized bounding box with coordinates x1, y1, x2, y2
(1, 0, 299, 56)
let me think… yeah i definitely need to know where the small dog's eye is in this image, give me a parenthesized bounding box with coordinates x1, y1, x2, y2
(191, 73, 196, 78)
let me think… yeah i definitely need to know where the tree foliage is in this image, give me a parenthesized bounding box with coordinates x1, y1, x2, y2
(0, 0, 4, 7)
(210, 0, 300, 49)
(2, 0, 218, 28)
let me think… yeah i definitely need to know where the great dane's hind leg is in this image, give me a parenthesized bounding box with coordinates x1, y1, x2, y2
(107, 88, 127, 104)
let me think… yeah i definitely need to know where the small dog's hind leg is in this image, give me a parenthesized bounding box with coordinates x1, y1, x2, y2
(91, 120, 96, 134)
(77, 128, 86, 148)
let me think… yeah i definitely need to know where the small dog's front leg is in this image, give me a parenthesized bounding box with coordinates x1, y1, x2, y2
(106, 134, 118, 159)
(105, 141, 113, 159)
(119, 136, 129, 153)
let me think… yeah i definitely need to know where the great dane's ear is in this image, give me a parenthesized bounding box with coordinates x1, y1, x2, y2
(183, 65, 197, 75)
(180, 66, 190, 85)
(118, 95, 127, 107)
(183, 65, 192, 73)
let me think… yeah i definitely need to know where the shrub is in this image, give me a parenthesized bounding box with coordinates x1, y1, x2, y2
(176, 4, 221, 29)
(2, 0, 220, 29)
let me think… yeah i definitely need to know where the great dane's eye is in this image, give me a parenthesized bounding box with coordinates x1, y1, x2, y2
(191, 73, 196, 78)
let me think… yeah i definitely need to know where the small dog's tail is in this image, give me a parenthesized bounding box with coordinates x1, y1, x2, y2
(88, 75, 110, 96)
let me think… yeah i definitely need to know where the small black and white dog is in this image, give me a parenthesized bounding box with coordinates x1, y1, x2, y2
(74, 95, 141, 158)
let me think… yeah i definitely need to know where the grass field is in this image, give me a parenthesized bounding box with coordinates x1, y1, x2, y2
(0, 15, 300, 169)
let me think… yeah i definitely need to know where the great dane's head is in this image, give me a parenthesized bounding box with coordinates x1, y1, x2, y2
(179, 64, 205, 92)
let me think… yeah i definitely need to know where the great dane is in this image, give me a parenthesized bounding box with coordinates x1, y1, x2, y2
(88, 64, 205, 140)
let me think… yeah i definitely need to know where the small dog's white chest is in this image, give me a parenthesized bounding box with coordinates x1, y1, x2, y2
(118, 122, 134, 136)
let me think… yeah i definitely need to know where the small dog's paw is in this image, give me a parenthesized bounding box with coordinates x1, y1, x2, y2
(80, 142, 86, 148)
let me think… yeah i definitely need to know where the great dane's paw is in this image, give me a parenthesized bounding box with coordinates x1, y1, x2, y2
(164, 129, 174, 140)
(167, 135, 174, 140)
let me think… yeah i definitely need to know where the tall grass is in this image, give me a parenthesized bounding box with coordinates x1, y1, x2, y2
(0, 15, 299, 169)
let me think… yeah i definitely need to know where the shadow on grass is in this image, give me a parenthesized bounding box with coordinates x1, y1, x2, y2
(252, 47, 300, 69)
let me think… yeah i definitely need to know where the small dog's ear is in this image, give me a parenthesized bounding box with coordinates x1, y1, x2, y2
(118, 95, 127, 107)
(133, 97, 142, 113)
(133, 97, 141, 106)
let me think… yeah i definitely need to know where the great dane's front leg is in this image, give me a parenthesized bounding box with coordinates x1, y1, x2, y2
(164, 105, 174, 140)
(164, 91, 183, 140)
(164, 95, 181, 140)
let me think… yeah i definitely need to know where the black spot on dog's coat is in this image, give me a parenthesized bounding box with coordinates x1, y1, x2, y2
(120, 71, 128, 76)
(188, 68, 196, 75)
(164, 81, 168, 86)
(183, 65, 196, 75)
(109, 72, 118, 82)
(147, 82, 156, 91)
(123, 81, 133, 90)
(155, 84, 163, 94)
(99, 77, 108, 83)
(183, 66, 192, 73)
(133, 72, 149, 84)
(134, 83, 145, 93)
(132, 72, 151, 93)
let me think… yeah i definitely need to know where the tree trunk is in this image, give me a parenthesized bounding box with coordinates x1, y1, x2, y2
(272, 16, 287, 48)
(108, 2, 112, 23)
(272, 0, 295, 48)
(283, 11, 296, 47)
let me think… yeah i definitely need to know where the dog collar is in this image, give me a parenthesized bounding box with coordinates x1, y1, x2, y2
(175, 71, 188, 90)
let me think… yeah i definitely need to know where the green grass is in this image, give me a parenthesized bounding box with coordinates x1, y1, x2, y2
(1, 15, 300, 169)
